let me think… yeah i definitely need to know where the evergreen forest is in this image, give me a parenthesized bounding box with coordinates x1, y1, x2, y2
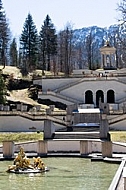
(0, 0, 126, 76)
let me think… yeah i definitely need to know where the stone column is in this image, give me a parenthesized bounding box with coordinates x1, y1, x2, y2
(93, 92, 96, 107)
(104, 54, 107, 67)
(37, 140, 47, 156)
(101, 54, 103, 68)
(104, 92, 107, 104)
(114, 54, 116, 68)
(102, 141, 112, 157)
(44, 120, 55, 139)
(3, 141, 14, 158)
(80, 140, 92, 156)
(66, 104, 77, 125)
(83, 91, 85, 104)
(100, 114, 109, 139)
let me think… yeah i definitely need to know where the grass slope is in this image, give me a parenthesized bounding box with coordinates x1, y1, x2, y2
(0, 132, 43, 143)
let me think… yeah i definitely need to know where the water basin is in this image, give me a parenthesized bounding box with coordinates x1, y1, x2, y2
(0, 157, 119, 190)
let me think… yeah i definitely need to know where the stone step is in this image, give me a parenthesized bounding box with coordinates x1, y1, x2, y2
(53, 132, 100, 139)
(72, 127, 99, 132)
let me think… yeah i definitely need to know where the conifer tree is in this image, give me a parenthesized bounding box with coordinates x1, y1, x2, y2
(0, 72, 6, 104)
(20, 13, 38, 74)
(39, 15, 57, 71)
(0, 0, 10, 68)
(9, 38, 18, 66)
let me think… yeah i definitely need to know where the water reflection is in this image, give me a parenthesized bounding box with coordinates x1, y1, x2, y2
(0, 158, 119, 190)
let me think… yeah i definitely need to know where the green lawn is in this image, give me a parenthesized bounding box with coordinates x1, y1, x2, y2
(110, 131, 126, 143)
(0, 132, 43, 143)
(0, 131, 125, 143)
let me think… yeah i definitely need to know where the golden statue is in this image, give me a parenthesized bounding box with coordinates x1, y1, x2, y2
(7, 147, 46, 173)
(33, 157, 45, 170)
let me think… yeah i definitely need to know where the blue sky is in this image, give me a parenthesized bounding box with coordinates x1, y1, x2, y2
(2, 0, 120, 36)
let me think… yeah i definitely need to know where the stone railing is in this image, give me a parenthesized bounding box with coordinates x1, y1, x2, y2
(108, 159, 126, 190)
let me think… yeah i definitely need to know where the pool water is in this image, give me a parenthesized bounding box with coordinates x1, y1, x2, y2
(0, 157, 119, 190)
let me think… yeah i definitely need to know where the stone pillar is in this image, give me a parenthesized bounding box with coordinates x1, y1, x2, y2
(100, 114, 109, 139)
(37, 140, 47, 156)
(0, 104, 3, 111)
(4, 105, 10, 111)
(66, 104, 78, 125)
(46, 108, 51, 115)
(114, 54, 116, 67)
(110, 54, 112, 67)
(104, 54, 107, 67)
(104, 92, 107, 104)
(101, 54, 103, 68)
(3, 141, 14, 158)
(93, 93, 96, 108)
(102, 141, 112, 157)
(17, 104, 21, 111)
(83, 91, 85, 104)
(44, 120, 55, 139)
(80, 140, 92, 156)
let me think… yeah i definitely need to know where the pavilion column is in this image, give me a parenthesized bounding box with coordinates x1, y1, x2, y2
(113, 54, 116, 67)
(101, 54, 103, 68)
(110, 54, 112, 67)
(104, 54, 107, 67)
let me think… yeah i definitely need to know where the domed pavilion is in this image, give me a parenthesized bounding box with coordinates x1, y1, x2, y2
(100, 41, 116, 70)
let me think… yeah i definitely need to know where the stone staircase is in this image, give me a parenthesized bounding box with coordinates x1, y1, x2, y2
(53, 131, 100, 139)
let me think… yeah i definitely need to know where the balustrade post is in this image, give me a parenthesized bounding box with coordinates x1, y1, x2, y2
(80, 140, 92, 156)
(3, 141, 14, 158)
(37, 140, 47, 156)
(102, 141, 112, 157)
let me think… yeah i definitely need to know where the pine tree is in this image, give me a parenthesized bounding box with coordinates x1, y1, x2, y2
(39, 15, 57, 71)
(9, 38, 18, 66)
(0, 72, 6, 104)
(0, 0, 10, 68)
(20, 13, 38, 74)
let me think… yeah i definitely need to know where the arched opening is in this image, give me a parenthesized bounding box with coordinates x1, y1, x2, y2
(107, 90, 115, 103)
(96, 90, 104, 107)
(85, 90, 93, 104)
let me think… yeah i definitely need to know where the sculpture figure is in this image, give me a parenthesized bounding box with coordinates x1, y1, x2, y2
(7, 147, 47, 173)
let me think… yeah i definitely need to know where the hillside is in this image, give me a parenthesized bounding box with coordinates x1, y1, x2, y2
(0, 66, 57, 111)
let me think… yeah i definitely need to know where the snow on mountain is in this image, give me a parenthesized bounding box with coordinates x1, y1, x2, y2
(73, 25, 119, 47)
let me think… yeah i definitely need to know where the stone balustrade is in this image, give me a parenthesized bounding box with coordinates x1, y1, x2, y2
(2, 139, 112, 158)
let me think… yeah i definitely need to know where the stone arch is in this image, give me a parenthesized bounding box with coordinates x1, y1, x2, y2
(85, 90, 93, 104)
(96, 90, 104, 107)
(107, 89, 115, 103)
